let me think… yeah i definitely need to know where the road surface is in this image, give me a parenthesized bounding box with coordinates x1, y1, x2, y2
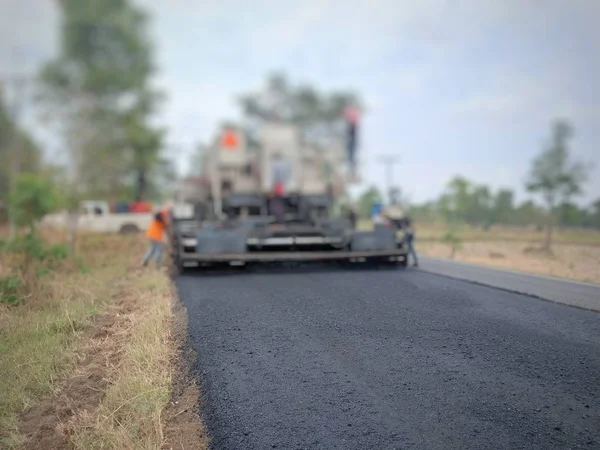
(177, 265, 600, 450)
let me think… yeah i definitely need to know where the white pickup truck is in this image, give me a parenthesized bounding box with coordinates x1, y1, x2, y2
(42, 201, 154, 234)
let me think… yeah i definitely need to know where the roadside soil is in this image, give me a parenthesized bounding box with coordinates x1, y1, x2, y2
(161, 286, 208, 450)
(418, 241, 600, 285)
(15, 270, 207, 450)
(17, 278, 138, 449)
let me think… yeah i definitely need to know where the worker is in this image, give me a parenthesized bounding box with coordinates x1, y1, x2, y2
(348, 206, 357, 230)
(372, 202, 389, 226)
(344, 105, 359, 177)
(272, 153, 289, 190)
(401, 218, 418, 267)
(142, 207, 170, 268)
(269, 182, 286, 223)
(269, 153, 288, 224)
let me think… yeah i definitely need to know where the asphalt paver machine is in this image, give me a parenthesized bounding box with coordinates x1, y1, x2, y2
(170, 122, 408, 273)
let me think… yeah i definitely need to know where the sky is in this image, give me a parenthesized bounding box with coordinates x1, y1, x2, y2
(1, 0, 599, 205)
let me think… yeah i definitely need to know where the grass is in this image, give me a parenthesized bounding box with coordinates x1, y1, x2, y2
(70, 272, 174, 450)
(0, 249, 120, 447)
(418, 240, 600, 285)
(411, 222, 600, 244)
(357, 219, 600, 284)
(357, 219, 600, 245)
(0, 233, 183, 449)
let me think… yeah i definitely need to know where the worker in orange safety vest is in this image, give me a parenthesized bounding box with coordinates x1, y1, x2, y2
(142, 206, 171, 268)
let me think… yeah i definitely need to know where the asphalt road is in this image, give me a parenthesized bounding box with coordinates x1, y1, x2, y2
(177, 265, 600, 450)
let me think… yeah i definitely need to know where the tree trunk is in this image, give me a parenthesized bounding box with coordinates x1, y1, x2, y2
(67, 211, 79, 254)
(544, 210, 555, 251)
(450, 246, 456, 259)
(136, 169, 147, 201)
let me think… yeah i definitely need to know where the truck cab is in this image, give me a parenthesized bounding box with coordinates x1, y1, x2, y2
(42, 201, 154, 234)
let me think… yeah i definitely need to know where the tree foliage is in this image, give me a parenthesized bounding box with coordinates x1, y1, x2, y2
(238, 72, 362, 147)
(8, 174, 58, 233)
(410, 177, 549, 228)
(526, 120, 587, 204)
(437, 176, 495, 225)
(525, 119, 589, 248)
(441, 229, 462, 259)
(356, 186, 383, 218)
(36, 0, 164, 202)
(408, 177, 598, 230)
(0, 94, 42, 215)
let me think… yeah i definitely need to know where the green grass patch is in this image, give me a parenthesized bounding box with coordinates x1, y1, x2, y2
(0, 234, 140, 448)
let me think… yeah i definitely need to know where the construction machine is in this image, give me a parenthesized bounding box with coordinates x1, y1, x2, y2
(170, 122, 409, 273)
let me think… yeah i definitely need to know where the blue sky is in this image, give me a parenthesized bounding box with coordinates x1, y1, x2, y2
(1, 0, 599, 204)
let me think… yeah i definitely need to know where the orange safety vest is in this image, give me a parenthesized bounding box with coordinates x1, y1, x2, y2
(146, 210, 168, 241)
(221, 130, 240, 149)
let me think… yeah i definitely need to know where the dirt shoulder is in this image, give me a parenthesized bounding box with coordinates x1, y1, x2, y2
(418, 241, 600, 285)
(162, 288, 208, 450)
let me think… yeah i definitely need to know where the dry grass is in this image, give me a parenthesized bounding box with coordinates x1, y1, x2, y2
(69, 271, 175, 450)
(0, 232, 203, 450)
(0, 236, 134, 448)
(357, 219, 600, 284)
(418, 241, 600, 285)
(357, 219, 600, 245)
(411, 222, 600, 284)
(413, 222, 600, 245)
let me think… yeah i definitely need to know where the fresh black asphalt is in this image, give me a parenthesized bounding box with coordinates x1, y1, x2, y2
(176, 265, 600, 450)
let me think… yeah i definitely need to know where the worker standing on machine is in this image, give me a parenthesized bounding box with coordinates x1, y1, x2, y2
(269, 153, 288, 223)
(344, 105, 360, 180)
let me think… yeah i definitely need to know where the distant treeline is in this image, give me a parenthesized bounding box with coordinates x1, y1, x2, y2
(357, 175, 600, 229)
(408, 176, 600, 229)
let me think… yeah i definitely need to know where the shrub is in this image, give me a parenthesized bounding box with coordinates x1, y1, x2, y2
(0, 276, 22, 306)
(441, 229, 463, 259)
(8, 174, 58, 234)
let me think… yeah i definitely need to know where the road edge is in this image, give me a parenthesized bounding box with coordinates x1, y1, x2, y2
(162, 281, 209, 449)
(417, 265, 600, 314)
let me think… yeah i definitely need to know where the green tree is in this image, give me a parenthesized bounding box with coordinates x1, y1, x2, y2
(356, 186, 383, 218)
(491, 189, 515, 225)
(441, 229, 462, 259)
(588, 199, 600, 229)
(526, 119, 588, 250)
(3, 174, 69, 297)
(513, 200, 545, 227)
(0, 92, 42, 221)
(439, 176, 472, 223)
(556, 202, 587, 228)
(468, 185, 492, 226)
(238, 72, 362, 147)
(407, 201, 439, 223)
(36, 0, 164, 202)
(8, 174, 58, 235)
(36, 0, 165, 249)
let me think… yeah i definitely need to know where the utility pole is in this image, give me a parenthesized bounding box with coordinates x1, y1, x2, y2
(1, 74, 31, 240)
(378, 155, 400, 204)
